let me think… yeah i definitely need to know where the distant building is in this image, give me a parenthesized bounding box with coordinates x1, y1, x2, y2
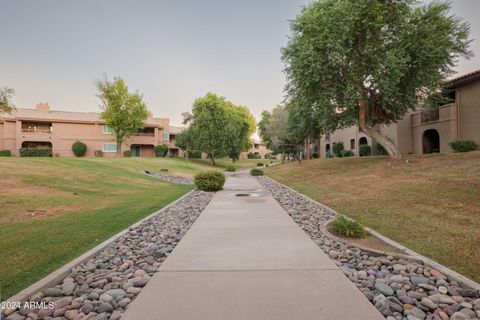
(0, 103, 182, 157)
(311, 70, 480, 158)
(240, 138, 272, 159)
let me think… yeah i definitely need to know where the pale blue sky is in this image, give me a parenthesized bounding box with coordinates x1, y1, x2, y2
(1, 0, 479, 125)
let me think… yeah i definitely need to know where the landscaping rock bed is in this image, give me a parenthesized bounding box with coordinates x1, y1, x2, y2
(143, 171, 194, 185)
(2, 190, 213, 320)
(257, 176, 480, 320)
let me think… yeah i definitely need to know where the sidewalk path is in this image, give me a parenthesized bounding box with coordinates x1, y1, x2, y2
(122, 171, 384, 320)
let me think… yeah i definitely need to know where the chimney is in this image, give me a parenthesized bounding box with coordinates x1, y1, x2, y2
(36, 102, 50, 113)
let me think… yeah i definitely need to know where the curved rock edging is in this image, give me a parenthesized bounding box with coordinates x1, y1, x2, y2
(143, 170, 194, 185)
(257, 175, 480, 320)
(2, 189, 214, 320)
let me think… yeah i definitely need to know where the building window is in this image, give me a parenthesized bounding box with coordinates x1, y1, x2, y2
(162, 133, 169, 140)
(350, 139, 355, 150)
(102, 143, 117, 153)
(102, 125, 114, 134)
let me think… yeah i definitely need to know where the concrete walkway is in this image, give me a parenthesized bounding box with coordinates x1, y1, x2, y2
(123, 172, 384, 320)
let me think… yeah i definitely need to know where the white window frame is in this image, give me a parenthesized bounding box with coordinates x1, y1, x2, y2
(162, 133, 169, 141)
(102, 143, 117, 153)
(102, 125, 113, 135)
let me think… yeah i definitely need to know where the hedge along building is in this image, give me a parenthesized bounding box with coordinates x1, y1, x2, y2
(317, 70, 480, 158)
(0, 102, 184, 157)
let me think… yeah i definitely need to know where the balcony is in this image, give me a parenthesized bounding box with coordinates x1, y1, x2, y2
(21, 122, 52, 133)
(421, 109, 439, 124)
(134, 127, 155, 137)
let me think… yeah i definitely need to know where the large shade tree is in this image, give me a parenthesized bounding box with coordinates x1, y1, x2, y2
(282, 0, 471, 158)
(96, 77, 149, 157)
(183, 93, 255, 165)
(0, 87, 15, 114)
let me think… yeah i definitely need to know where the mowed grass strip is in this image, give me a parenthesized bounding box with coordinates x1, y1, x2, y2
(0, 157, 214, 299)
(265, 152, 480, 283)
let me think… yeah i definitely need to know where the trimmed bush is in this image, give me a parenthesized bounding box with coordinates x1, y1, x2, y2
(330, 215, 366, 238)
(188, 150, 202, 159)
(257, 162, 264, 167)
(19, 148, 52, 157)
(250, 168, 264, 176)
(154, 144, 169, 157)
(94, 150, 104, 157)
(247, 152, 261, 159)
(0, 150, 11, 157)
(450, 140, 477, 152)
(359, 144, 371, 157)
(375, 143, 388, 156)
(312, 153, 319, 159)
(194, 171, 225, 191)
(341, 150, 354, 157)
(72, 141, 87, 157)
(225, 165, 236, 172)
(123, 150, 131, 157)
(332, 142, 344, 157)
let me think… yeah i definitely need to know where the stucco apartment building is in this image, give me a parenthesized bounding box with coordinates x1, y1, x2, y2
(0, 102, 184, 157)
(316, 70, 480, 158)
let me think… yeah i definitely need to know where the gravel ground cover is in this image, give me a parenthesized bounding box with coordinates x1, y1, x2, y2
(143, 171, 194, 185)
(2, 190, 213, 320)
(257, 176, 480, 320)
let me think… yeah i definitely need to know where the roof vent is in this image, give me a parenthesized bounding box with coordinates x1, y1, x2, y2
(35, 102, 50, 113)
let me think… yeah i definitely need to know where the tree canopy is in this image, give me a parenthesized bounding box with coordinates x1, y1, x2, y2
(282, 0, 471, 158)
(96, 77, 149, 156)
(0, 87, 15, 114)
(182, 92, 255, 165)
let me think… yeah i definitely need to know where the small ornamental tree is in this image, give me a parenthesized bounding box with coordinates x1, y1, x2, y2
(0, 87, 15, 114)
(72, 141, 87, 157)
(96, 77, 149, 157)
(154, 144, 169, 157)
(282, 0, 472, 158)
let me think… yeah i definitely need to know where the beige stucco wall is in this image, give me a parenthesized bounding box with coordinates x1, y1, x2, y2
(319, 126, 372, 157)
(457, 81, 480, 145)
(411, 104, 458, 154)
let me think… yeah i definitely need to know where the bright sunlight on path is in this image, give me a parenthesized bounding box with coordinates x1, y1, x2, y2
(122, 171, 384, 320)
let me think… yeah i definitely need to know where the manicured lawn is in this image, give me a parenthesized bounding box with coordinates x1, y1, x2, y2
(192, 158, 278, 169)
(0, 157, 214, 299)
(266, 152, 480, 283)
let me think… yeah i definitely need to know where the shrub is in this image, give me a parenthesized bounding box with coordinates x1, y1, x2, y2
(450, 140, 477, 152)
(332, 142, 344, 157)
(19, 148, 52, 157)
(250, 168, 264, 176)
(312, 153, 319, 159)
(257, 162, 264, 167)
(0, 150, 11, 157)
(94, 150, 104, 157)
(188, 150, 202, 158)
(375, 143, 388, 156)
(194, 171, 225, 191)
(359, 144, 371, 157)
(247, 152, 261, 159)
(341, 150, 354, 157)
(225, 165, 236, 172)
(154, 144, 169, 157)
(330, 215, 366, 238)
(123, 150, 131, 157)
(72, 141, 87, 157)
(265, 153, 273, 159)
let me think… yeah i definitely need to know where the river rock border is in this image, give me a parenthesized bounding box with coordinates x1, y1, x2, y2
(256, 175, 480, 320)
(143, 171, 194, 185)
(2, 190, 213, 320)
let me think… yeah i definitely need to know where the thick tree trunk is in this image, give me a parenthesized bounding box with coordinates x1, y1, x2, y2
(185, 150, 188, 163)
(116, 141, 122, 157)
(209, 154, 216, 166)
(282, 151, 285, 163)
(358, 95, 401, 159)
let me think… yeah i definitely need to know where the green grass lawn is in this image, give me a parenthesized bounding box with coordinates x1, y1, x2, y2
(0, 157, 219, 299)
(192, 158, 278, 169)
(265, 152, 480, 283)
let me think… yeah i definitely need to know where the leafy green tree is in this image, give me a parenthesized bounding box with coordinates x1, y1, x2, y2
(184, 93, 255, 165)
(174, 128, 195, 162)
(282, 0, 471, 158)
(258, 105, 292, 161)
(0, 87, 15, 114)
(96, 77, 149, 157)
